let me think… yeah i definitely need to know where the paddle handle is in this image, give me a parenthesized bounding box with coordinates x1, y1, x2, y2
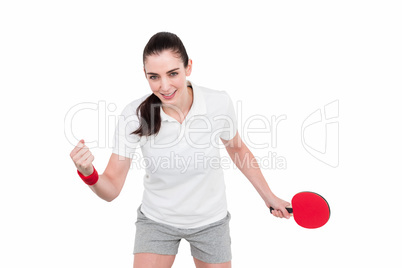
(270, 207, 293, 214)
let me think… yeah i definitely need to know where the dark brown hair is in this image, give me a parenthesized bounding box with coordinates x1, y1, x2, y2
(132, 32, 189, 137)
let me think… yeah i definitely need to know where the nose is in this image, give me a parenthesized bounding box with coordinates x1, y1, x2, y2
(160, 77, 171, 93)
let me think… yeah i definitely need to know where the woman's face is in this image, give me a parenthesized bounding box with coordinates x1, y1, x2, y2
(144, 50, 192, 106)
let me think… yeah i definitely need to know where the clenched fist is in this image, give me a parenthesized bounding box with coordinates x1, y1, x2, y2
(70, 139, 94, 176)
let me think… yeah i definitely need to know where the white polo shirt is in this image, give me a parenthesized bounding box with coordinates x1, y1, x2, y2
(112, 80, 237, 228)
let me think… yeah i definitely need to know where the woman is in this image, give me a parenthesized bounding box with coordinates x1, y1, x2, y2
(70, 32, 290, 268)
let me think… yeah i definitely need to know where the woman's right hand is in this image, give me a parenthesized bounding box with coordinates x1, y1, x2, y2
(70, 139, 95, 176)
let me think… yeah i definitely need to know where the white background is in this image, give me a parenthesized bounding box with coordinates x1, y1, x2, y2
(1, 0, 401, 267)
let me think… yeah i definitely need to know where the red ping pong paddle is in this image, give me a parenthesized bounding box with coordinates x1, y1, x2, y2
(270, 191, 330, 229)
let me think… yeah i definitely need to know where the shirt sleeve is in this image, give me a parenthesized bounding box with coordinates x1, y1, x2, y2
(112, 104, 141, 158)
(219, 91, 238, 141)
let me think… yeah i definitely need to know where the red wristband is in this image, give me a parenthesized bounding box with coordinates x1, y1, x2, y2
(77, 166, 99, 185)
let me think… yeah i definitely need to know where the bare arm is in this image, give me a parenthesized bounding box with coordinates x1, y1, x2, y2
(88, 153, 131, 202)
(70, 140, 131, 202)
(221, 132, 290, 218)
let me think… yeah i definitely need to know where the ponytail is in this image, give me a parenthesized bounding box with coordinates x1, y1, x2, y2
(131, 93, 162, 136)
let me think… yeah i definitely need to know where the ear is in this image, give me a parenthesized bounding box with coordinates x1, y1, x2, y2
(185, 59, 193, 76)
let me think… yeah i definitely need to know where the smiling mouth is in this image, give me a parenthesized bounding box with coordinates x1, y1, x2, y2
(161, 90, 177, 97)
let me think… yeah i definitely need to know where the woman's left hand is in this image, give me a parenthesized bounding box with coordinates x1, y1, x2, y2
(266, 196, 291, 219)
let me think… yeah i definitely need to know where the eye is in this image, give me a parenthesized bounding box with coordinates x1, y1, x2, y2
(149, 75, 158, 80)
(170, 72, 178, 77)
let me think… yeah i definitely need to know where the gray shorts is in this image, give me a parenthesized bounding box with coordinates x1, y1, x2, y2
(134, 205, 232, 264)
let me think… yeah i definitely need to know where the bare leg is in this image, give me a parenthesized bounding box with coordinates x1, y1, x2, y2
(193, 257, 231, 268)
(133, 253, 176, 268)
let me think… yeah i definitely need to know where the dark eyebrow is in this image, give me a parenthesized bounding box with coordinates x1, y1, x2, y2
(146, 68, 180, 76)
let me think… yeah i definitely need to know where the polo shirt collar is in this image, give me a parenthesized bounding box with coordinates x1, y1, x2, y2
(160, 80, 207, 122)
